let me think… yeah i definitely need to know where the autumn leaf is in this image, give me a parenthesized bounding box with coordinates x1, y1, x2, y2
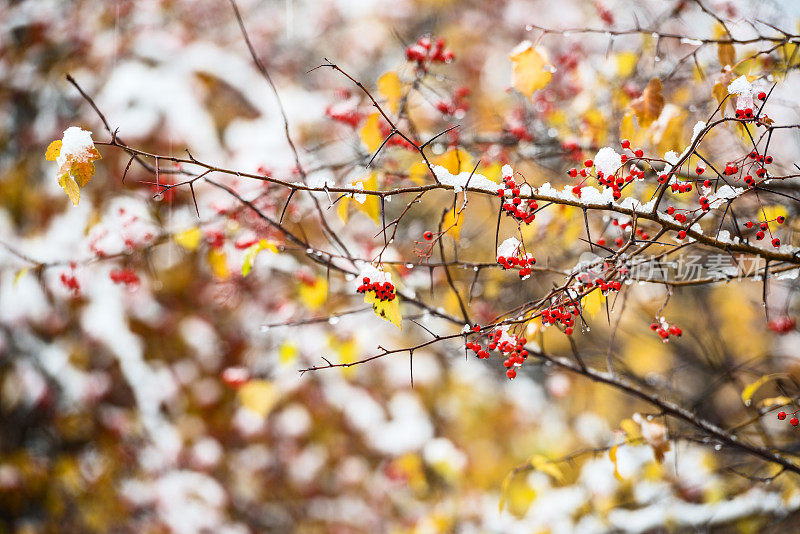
(46, 127, 102, 206)
(355, 173, 380, 225)
(58, 173, 81, 206)
(630, 78, 664, 127)
(434, 147, 473, 175)
(741, 374, 786, 406)
(45, 140, 62, 161)
(442, 206, 463, 240)
(609, 445, 624, 481)
(364, 290, 402, 330)
(278, 341, 298, 366)
(238, 379, 278, 417)
(241, 239, 278, 276)
(207, 248, 229, 278)
(377, 71, 402, 113)
(509, 41, 553, 97)
(581, 289, 605, 318)
(359, 112, 383, 152)
(174, 227, 203, 250)
(299, 276, 328, 311)
(718, 42, 735, 68)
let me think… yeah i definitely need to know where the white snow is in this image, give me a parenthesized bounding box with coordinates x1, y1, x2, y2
(594, 147, 622, 177)
(433, 165, 499, 193)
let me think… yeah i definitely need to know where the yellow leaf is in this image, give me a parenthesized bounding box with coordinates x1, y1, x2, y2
(377, 71, 402, 114)
(242, 239, 278, 276)
(58, 173, 81, 206)
(238, 379, 278, 417)
(609, 445, 624, 481)
(364, 290, 402, 330)
(337, 197, 350, 223)
(498, 472, 513, 512)
(70, 161, 96, 188)
(759, 396, 792, 409)
(175, 227, 203, 250)
(14, 268, 28, 286)
(741, 374, 785, 406)
(616, 51, 638, 78)
(408, 161, 429, 185)
(359, 112, 383, 153)
(442, 206, 463, 240)
(328, 335, 359, 377)
(299, 277, 328, 311)
(278, 341, 298, 366)
(581, 289, 605, 318)
(509, 41, 553, 97)
(354, 173, 380, 225)
(630, 78, 664, 128)
(529, 454, 565, 483)
(712, 81, 728, 107)
(434, 147, 473, 175)
(763, 206, 787, 230)
(207, 248, 229, 278)
(45, 140, 62, 161)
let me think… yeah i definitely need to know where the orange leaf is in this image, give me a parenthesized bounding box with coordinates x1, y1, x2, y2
(630, 78, 664, 127)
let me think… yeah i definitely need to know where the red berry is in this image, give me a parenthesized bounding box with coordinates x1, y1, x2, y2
(772, 238, 781, 247)
(758, 91, 766, 100)
(792, 417, 799, 427)
(423, 231, 433, 240)
(778, 411, 787, 420)
(621, 139, 630, 149)
(634, 149, 644, 158)
(584, 159, 594, 167)
(506, 369, 517, 379)
(677, 230, 687, 239)
(472, 324, 480, 332)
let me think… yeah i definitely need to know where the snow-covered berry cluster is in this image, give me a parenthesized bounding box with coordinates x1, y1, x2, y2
(497, 166, 537, 224)
(357, 276, 396, 301)
(496, 237, 535, 279)
(405, 36, 454, 70)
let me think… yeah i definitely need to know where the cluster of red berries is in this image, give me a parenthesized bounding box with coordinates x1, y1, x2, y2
(405, 36, 454, 69)
(435, 86, 470, 116)
(465, 325, 529, 379)
(377, 121, 416, 150)
(109, 268, 140, 287)
(665, 206, 690, 223)
(497, 253, 536, 278)
(777, 410, 799, 427)
(541, 303, 580, 335)
(356, 276, 396, 301)
(497, 172, 537, 224)
(325, 92, 362, 128)
(60, 272, 80, 295)
(744, 215, 784, 247)
(650, 320, 682, 341)
(733, 91, 767, 119)
(767, 316, 796, 334)
(620, 139, 646, 159)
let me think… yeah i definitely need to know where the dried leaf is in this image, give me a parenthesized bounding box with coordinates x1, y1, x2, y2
(630, 78, 664, 127)
(717, 42, 736, 68)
